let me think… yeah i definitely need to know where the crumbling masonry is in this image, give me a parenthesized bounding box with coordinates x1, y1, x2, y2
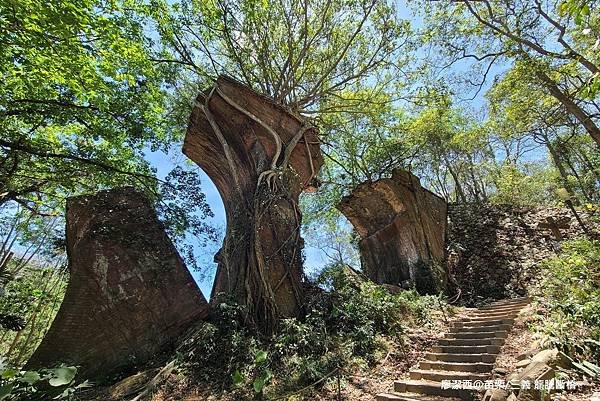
(338, 169, 448, 294)
(27, 187, 209, 378)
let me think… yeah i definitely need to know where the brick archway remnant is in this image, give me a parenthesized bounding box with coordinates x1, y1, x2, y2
(183, 76, 323, 331)
(337, 169, 448, 294)
(26, 187, 209, 378)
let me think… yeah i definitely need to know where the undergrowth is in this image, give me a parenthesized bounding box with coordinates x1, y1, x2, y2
(532, 237, 600, 365)
(176, 264, 445, 400)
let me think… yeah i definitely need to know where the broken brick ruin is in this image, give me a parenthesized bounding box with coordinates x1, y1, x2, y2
(338, 169, 447, 294)
(184, 76, 323, 330)
(26, 187, 209, 378)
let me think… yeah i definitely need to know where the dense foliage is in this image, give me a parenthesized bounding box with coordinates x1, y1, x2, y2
(534, 238, 600, 364)
(176, 265, 444, 399)
(0, 0, 167, 211)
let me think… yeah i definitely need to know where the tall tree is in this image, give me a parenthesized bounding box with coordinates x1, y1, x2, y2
(151, 0, 408, 116)
(0, 0, 171, 212)
(418, 0, 600, 147)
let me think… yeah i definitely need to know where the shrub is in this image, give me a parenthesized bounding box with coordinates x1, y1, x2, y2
(273, 264, 440, 387)
(533, 237, 600, 363)
(0, 362, 88, 401)
(178, 263, 443, 398)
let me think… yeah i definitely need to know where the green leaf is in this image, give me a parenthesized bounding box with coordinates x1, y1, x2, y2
(0, 384, 13, 401)
(252, 376, 266, 393)
(581, 4, 590, 15)
(0, 369, 18, 380)
(48, 366, 77, 387)
(19, 371, 41, 385)
(232, 370, 243, 386)
(254, 350, 268, 364)
(252, 370, 272, 393)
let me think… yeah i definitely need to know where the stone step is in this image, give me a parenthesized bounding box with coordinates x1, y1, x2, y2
(487, 297, 530, 305)
(424, 352, 497, 363)
(376, 298, 529, 401)
(438, 337, 504, 346)
(476, 308, 525, 316)
(453, 318, 514, 327)
(419, 361, 494, 373)
(479, 303, 529, 312)
(431, 345, 501, 354)
(376, 392, 461, 401)
(482, 299, 530, 307)
(476, 307, 526, 315)
(448, 324, 512, 333)
(409, 369, 489, 382)
(482, 298, 531, 308)
(394, 380, 473, 399)
(462, 312, 518, 320)
(450, 330, 508, 340)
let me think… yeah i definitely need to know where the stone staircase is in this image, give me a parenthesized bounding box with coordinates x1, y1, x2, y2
(377, 297, 531, 401)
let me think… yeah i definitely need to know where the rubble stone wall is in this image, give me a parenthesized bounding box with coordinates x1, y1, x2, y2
(447, 203, 590, 304)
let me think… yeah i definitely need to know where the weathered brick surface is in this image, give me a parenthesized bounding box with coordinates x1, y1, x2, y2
(338, 169, 447, 294)
(26, 187, 209, 378)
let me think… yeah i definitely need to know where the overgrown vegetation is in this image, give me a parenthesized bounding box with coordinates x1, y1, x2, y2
(533, 238, 600, 364)
(176, 265, 445, 400)
(0, 363, 86, 401)
(1, 0, 599, 398)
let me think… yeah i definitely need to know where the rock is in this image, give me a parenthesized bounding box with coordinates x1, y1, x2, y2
(517, 361, 553, 382)
(504, 348, 572, 401)
(516, 342, 540, 361)
(483, 388, 509, 401)
(516, 352, 530, 361)
(494, 367, 509, 375)
(530, 348, 571, 369)
(26, 188, 209, 379)
(515, 370, 554, 401)
(337, 169, 448, 294)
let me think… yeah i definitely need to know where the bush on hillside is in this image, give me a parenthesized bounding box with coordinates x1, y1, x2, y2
(534, 237, 600, 364)
(176, 263, 443, 399)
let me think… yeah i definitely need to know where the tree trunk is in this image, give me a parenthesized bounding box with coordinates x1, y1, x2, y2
(544, 138, 589, 234)
(444, 157, 467, 203)
(535, 70, 600, 148)
(183, 76, 323, 332)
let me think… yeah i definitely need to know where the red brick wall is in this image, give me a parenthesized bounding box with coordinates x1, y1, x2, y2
(26, 187, 209, 378)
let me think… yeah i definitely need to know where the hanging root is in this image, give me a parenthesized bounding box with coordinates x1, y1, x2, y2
(216, 87, 283, 170)
(257, 169, 280, 192)
(198, 88, 244, 198)
(214, 85, 315, 190)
